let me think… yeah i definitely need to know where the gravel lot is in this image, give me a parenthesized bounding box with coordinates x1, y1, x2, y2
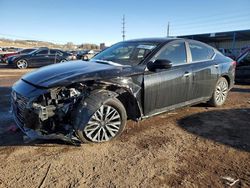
(0, 65, 249, 187)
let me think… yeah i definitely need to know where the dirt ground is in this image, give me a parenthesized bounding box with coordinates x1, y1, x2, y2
(0, 65, 249, 188)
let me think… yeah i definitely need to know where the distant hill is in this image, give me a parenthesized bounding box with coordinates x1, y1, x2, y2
(0, 38, 100, 50)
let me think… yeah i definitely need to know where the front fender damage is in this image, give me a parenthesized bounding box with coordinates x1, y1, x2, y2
(73, 90, 118, 131)
(17, 77, 142, 144)
(97, 77, 143, 119)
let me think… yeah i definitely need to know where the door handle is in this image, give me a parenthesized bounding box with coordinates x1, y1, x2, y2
(183, 72, 192, 77)
(214, 64, 219, 68)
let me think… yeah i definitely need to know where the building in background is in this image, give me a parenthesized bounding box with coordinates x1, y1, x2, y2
(179, 29, 250, 59)
(100, 43, 106, 50)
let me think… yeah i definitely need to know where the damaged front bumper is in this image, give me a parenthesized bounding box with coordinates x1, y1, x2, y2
(12, 113, 80, 145)
(11, 79, 82, 145)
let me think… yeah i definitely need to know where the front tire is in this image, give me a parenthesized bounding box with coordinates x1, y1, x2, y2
(208, 77, 229, 107)
(76, 98, 127, 143)
(16, 59, 28, 69)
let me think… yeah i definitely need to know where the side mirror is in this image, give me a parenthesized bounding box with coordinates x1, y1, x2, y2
(147, 59, 172, 71)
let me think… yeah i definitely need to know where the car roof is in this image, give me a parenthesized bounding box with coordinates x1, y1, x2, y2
(124, 37, 183, 44)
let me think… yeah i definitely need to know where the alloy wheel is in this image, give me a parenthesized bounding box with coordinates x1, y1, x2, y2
(83, 105, 122, 142)
(215, 79, 228, 105)
(17, 60, 28, 69)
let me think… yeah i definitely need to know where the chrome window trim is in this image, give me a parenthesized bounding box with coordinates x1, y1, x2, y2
(171, 53, 216, 67)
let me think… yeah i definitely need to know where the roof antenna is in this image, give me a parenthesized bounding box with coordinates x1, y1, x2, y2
(122, 15, 126, 41)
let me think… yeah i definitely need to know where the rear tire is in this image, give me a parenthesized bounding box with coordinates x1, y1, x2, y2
(60, 59, 67, 63)
(208, 77, 229, 107)
(76, 97, 127, 143)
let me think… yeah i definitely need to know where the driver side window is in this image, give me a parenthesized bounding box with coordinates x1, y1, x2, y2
(153, 42, 187, 65)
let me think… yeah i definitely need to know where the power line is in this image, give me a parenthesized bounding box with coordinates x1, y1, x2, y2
(172, 25, 250, 36)
(172, 17, 250, 29)
(171, 22, 250, 35)
(169, 11, 250, 25)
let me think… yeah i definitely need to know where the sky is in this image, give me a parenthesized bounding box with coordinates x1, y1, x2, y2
(0, 0, 250, 45)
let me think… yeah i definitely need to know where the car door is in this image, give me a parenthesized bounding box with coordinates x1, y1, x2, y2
(186, 41, 219, 100)
(143, 40, 192, 116)
(236, 50, 250, 82)
(30, 49, 49, 67)
(48, 49, 60, 64)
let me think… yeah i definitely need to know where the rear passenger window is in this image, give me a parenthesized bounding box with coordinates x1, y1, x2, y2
(189, 42, 214, 62)
(154, 42, 187, 65)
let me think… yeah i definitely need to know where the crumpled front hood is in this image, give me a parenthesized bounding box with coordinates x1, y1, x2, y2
(22, 61, 128, 88)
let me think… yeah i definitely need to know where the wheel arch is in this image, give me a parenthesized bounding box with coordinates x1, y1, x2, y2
(220, 74, 231, 88)
(73, 89, 118, 131)
(94, 79, 143, 120)
(73, 86, 142, 131)
(101, 81, 143, 120)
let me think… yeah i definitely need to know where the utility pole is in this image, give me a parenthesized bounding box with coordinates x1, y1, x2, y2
(167, 22, 170, 37)
(122, 15, 126, 41)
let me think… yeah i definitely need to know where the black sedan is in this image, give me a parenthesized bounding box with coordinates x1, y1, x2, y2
(7, 48, 73, 69)
(11, 38, 235, 144)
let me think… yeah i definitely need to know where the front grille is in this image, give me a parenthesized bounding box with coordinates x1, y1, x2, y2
(11, 91, 28, 127)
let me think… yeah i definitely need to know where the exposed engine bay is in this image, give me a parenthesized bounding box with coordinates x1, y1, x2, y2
(13, 84, 88, 145)
(12, 78, 142, 145)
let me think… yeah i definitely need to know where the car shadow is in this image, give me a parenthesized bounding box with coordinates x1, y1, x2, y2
(0, 131, 81, 147)
(178, 108, 250, 152)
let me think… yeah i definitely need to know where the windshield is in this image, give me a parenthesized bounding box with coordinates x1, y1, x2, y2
(20, 49, 36, 54)
(28, 48, 41, 54)
(91, 41, 158, 66)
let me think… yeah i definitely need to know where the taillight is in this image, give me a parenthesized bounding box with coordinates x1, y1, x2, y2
(232, 61, 237, 69)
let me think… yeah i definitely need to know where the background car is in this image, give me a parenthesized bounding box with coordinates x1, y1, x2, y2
(7, 48, 73, 69)
(76, 50, 90, 60)
(2, 48, 36, 63)
(66, 50, 77, 60)
(0, 51, 18, 63)
(218, 48, 236, 60)
(76, 49, 100, 60)
(1, 47, 21, 52)
(235, 48, 250, 83)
